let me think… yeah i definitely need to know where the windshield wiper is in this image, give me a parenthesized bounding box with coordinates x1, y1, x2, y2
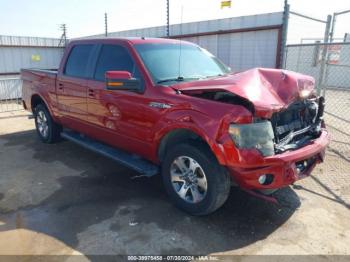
(157, 76, 201, 84)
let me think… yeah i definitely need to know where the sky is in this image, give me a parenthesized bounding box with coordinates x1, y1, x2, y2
(0, 0, 349, 43)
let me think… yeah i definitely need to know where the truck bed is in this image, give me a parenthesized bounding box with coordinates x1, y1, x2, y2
(21, 68, 58, 76)
(21, 68, 58, 112)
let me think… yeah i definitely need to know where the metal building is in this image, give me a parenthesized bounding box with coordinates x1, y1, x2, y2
(0, 35, 64, 75)
(83, 12, 284, 72)
(0, 35, 64, 108)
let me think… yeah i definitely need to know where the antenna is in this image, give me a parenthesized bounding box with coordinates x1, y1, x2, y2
(178, 5, 183, 78)
(104, 13, 108, 37)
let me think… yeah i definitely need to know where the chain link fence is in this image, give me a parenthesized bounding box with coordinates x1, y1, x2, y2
(285, 42, 350, 172)
(0, 77, 23, 113)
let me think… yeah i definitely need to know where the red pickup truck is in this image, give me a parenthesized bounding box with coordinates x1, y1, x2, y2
(21, 38, 330, 215)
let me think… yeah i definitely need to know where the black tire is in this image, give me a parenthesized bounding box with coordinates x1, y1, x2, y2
(34, 104, 61, 143)
(161, 142, 231, 215)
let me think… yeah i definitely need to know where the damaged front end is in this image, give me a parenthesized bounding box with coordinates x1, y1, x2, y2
(169, 68, 331, 206)
(180, 89, 326, 157)
(271, 96, 325, 154)
(171, 68, 330, 205)
(173, 68, 327, 157)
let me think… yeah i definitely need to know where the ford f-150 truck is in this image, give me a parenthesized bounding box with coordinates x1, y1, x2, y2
(21, 37, 330, 215)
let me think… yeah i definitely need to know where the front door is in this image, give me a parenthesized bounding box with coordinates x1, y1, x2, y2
(85, 43, 157, 158)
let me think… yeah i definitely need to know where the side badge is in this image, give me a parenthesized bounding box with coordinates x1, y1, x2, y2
(149, 102, 172, 109)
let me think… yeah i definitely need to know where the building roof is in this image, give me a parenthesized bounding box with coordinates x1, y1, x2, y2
(0, 35, 61, 47)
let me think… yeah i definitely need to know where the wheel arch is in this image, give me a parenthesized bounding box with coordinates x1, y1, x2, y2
(30, 93, 62, 126)
(157, 128, 224, 164)
(31, 94, 48, 113)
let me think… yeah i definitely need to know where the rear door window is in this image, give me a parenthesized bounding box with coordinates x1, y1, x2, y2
(64, 44, 94, 78)
(94, 44, 135, 81)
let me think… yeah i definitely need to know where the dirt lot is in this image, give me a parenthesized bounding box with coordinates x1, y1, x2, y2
(0, 110, 349, 259)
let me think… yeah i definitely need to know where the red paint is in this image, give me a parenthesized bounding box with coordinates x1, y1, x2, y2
(106, 71, 132, 80)
(173, 68, 316, 119)
(21, 38, 330, 193)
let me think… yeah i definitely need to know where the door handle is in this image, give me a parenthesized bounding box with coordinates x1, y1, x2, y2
(88, 89, 95, 97)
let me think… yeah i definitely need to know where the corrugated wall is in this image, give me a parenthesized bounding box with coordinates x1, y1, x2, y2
(0, 35, 64, 74)
(179, 29, 279, 72)
(85, 12, 282, 38)
(81, 12, 283, 71)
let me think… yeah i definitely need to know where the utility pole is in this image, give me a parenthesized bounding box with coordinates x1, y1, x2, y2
(59, 24, 67, 47)
(105, 13, 108, 37)
(166, 0, 170, 37)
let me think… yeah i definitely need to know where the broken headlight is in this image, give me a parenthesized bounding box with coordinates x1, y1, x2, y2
(229, 121, 275, 156)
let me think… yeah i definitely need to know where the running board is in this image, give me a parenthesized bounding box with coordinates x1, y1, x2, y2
(61, 130, 159, 177)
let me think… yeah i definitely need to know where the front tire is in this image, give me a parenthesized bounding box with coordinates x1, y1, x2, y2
(34, 104, 61, 143)
(161, 142, 231, 215)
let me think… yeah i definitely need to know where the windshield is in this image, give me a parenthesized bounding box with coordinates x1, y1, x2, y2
(134, 43, 230, 85)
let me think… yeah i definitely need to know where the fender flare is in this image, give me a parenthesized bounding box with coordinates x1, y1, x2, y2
(30, 93, 55, 118)
(154, 123, 227, 166)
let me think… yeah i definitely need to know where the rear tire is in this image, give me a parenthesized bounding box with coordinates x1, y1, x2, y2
(34, 104, 61, 143)
(161, 142, 231, 215)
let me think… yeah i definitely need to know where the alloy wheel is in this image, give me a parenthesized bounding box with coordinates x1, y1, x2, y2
(36, 110, 49, 138)
(170, 156, 208, 203)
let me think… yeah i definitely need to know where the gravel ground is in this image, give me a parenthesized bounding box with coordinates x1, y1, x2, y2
(0, 110, 349, 259)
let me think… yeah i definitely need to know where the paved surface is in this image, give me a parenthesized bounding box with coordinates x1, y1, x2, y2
(0, 111, 349, 258)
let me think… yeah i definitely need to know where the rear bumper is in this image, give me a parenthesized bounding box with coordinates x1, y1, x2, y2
(225, 129, 330, 190)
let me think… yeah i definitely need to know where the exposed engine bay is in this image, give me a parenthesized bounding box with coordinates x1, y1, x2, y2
(271, 97, 324, 153)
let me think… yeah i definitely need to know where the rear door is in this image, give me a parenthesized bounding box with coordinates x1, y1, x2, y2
(56, 44, 95, 128)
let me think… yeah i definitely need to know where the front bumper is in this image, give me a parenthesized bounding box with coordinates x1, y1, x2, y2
(224, 129, 330, 190)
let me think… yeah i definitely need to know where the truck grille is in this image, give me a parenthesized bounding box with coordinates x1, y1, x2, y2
(271, 97, 324, 153)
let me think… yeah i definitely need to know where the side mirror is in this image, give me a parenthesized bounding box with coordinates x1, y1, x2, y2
(105, 71, 143, 93)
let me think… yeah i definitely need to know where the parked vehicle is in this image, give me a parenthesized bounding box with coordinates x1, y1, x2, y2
(21, 38, 330, 215)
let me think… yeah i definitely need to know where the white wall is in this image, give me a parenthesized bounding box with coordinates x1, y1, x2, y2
(0, 35, 64, 74)
(180, 29, 279, 72)
(0, 47, 64, 74)
(81, 12, 283, 71)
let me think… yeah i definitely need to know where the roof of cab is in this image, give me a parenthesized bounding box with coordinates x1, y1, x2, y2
(70, 37, 194, 45)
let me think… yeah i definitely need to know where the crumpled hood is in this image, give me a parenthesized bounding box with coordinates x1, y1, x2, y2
(172, 68, 316, 118)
